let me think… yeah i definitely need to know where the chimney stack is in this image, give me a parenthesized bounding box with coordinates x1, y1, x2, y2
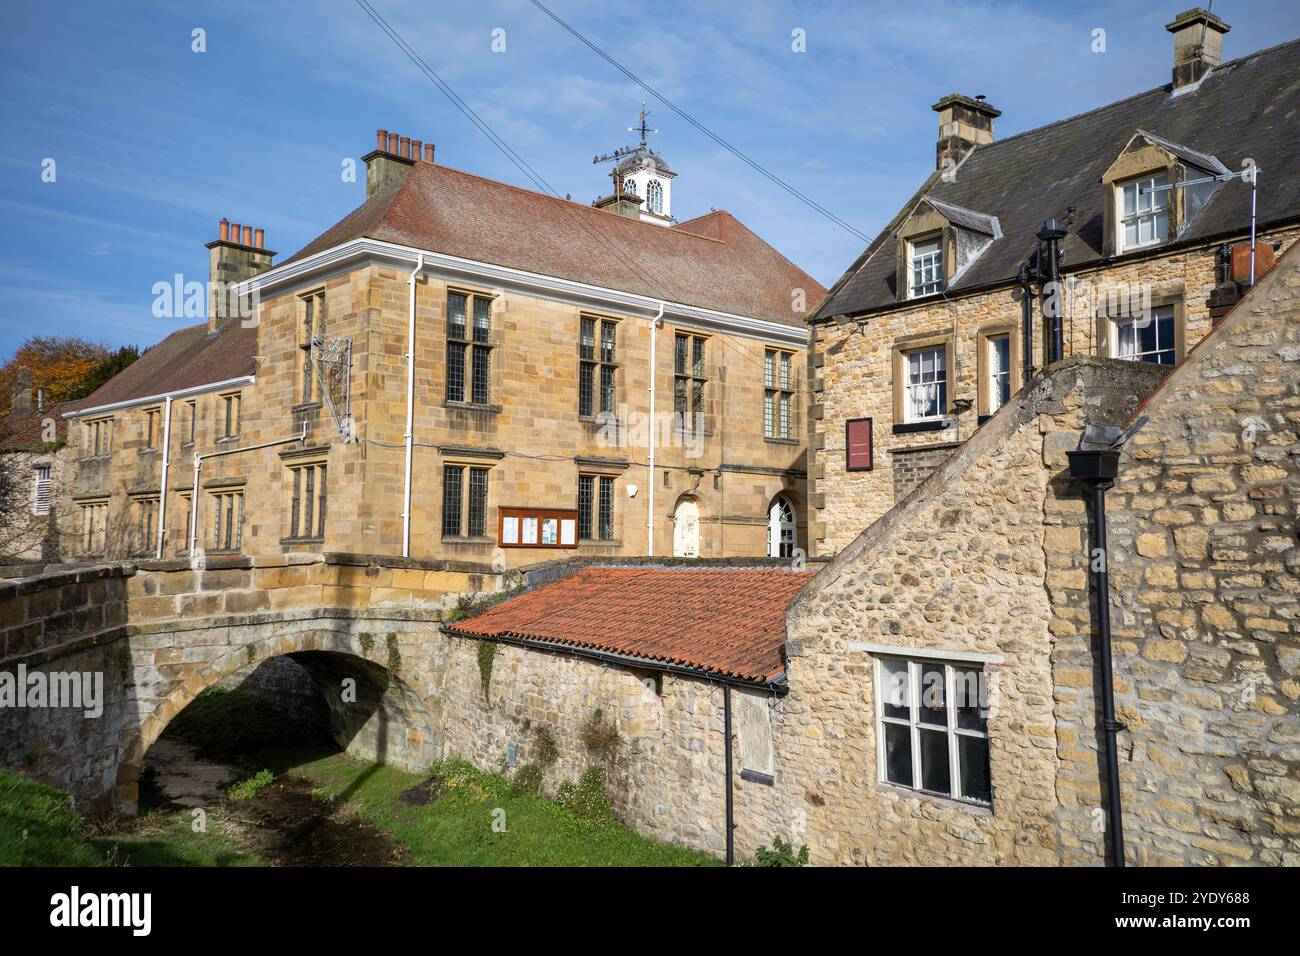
(932, 93, 1000, 172)
(1166, 8, 1230, 89)
(11, 367, 33, 413)
(363, 127, 434, 199)
(205, 218, 275, 333)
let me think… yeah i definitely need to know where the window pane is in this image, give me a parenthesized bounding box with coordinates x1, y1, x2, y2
(446, 342, 465, 402)
(919, 728, 951, 794)
(883, 723, 913, 787)
(577, 475, 593, 539)
(880, 659, 910, 720)
(579, 362, 594, 417)
(1122, 182, 1136, 216)
(472, 296, 491, 343)
(468, 468, 488, 537)
(601, 321, 616, 363)
(692, 336, 705, 377)
(764, 350, 774, 388)
(598, 476, 614, 540)
(917, 663, 947, 728)
(442, 466, 463, 537)
(958, 735, 992, 803)
(448, 292, 467, 340)
(471, 345, 490, 404)
(953, 667, 986, 732)
(580, 317, 595, 361)
(601, 363, 616, 414)
(675, 334, 687, 375)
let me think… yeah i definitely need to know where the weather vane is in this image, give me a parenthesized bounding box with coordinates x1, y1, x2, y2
(628, 102, 657, 148)
(592, 103, 659, 165)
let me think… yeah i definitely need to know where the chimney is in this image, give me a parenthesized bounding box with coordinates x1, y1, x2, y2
(205, 218, 275, 333)
(11, 367, 33, 413)
(363, 128, 433, 199)
(932, 93, 1000, 171)
(1166, 7, 1230, 89)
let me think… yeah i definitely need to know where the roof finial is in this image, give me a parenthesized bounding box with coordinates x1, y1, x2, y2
(628, 102, 658, 148)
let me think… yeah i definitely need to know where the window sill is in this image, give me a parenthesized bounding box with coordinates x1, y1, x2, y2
(877, 780, 993, 815)
(893, 419, 952, 435)
(217, 435, 240, 444)
(444, 401, 502, 414)
(280, 536, 324, 547)
(440, 535, 494, 545)
(740, 769, 775, 786)
(579, 538, 621, 548)
(764, 436, 799, 446)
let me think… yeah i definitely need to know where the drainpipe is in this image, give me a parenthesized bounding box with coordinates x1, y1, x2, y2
(1067, 418, 1145, 867)
(723, 682, 735, 866)
(1018, 264, 1035, 388)
(645, 301, 665, 556)
(189, 425, 307, 556)
(402, 254, 424, 558)
(155, 395, 173, 558)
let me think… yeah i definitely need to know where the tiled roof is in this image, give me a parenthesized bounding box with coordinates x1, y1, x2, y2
(816, 37, 1300, 318)
(446, 566, 815, 683)
(285, 162, 823, 328)
(0, 400, 83, 452)
(69, 317, 256, 413)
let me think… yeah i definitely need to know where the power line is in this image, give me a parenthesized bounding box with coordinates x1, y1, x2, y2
(351, 0, 802, 389)
(528, 0, 873, 246)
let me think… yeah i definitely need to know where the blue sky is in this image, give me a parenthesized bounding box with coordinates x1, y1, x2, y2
(1, 0, 1296, 356)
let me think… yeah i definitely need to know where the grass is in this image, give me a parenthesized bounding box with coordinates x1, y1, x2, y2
(0, 769, 261, 867)
(289, 754, 718, 867)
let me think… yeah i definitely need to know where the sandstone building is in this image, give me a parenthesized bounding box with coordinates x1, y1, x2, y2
(808, 12, 1300, 555)
(55, 130, 823, 568)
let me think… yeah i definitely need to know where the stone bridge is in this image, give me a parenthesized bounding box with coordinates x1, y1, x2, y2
(0, 554, 509, 814)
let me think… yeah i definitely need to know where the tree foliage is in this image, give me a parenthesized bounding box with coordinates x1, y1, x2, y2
(0, 337, 141, 415)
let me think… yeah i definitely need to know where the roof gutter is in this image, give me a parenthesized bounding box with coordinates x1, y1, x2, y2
(439, 624, 789, 692)
(238, 238, 807, 348)
(62, 375, 256, 420)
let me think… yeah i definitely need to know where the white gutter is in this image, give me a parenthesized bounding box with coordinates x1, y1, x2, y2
(63, 375, 255, 420)
(155, 396, 172, 558)
(402, 253, 424, 558)
(189, 425, 307, 556)
(236, 238, 807, 348)
(646, 301, 665, 556)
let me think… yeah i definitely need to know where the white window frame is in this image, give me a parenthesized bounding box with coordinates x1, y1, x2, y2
(903, 345, 947, 423)
(1112, 304, 1177, 365)
(1118, 172, 1169, 252)
(908, 234, 944, 298)
(874, 656, 991, 806)
(987, 333, 1012, 413)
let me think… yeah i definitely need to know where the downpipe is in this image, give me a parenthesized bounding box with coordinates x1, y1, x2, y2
(723, 682, 734, 866)
(646, 301, 665, 555)
(402, 253, 424, 558)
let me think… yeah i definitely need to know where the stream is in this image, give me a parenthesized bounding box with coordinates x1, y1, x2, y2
(139, 739, 404, 866)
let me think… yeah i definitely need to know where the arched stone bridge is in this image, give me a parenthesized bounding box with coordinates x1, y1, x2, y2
(0, 554, 507, 814)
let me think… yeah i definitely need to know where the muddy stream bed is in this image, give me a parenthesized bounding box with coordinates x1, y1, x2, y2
(139, 739, 404, 866)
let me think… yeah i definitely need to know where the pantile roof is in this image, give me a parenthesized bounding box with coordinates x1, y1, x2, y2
(445, 566, 815, 684)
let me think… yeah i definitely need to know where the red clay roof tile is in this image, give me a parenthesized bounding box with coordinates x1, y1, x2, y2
(447, 567, 814, 683)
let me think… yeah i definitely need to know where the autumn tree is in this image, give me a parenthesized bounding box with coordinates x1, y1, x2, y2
(0, 337, 141, 415)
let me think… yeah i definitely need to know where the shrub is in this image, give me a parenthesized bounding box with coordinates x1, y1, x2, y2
(512, 764, 543, 796)
(533, 725, 559, 768)
(555, 767, 612, 824)
(750, 836, 809, 867)
(580, 709, 619, 760)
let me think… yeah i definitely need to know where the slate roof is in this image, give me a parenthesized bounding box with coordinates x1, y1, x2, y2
(285, 161, 823, 328)
(445, 566, 816, 684)
(816, 37, 1300, 319)
(67, 317, 256, 415)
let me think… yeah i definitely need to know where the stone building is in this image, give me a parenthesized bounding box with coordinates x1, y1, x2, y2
(775, 240, 1300, 865)
(0, 373, 80, 565)
(59, 129, 823, 568)
(808, 11, 1300, 555)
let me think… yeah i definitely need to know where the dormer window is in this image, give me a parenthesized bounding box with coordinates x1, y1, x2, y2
(908, 235, 944, 298)
(1119, 172, 1169, 251)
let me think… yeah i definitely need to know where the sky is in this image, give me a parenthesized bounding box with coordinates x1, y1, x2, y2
(0, 0, 1296, 357)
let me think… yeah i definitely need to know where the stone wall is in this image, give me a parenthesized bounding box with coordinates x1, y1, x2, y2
(1049, 244, 1300, 865)
(782, 358, 1165, 865)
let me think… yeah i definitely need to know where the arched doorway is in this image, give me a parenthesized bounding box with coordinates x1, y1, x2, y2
(673, 498, 700, 557)
(768, 495, 796, 558)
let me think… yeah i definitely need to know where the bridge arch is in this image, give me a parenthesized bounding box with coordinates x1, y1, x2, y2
(115, 625, 438, 813)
